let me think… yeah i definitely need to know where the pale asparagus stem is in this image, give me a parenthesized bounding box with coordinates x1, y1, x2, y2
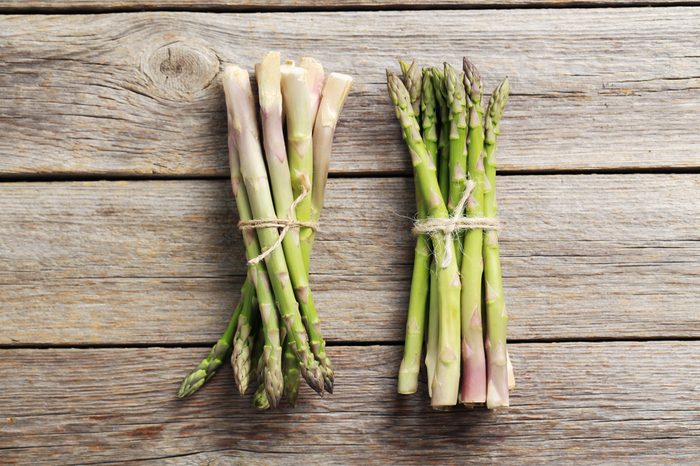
(176, 280, 255, 398)
(281, 65, 315, 266)
(444, 63, 468, 270)
(231, 288, 257, 394)
(222, 65, 324, 395)
(460, 58, 487, 404)
(300, 57, 325, 119)
(273, 67, 334, 393)
(310, 73, 353, 229)
(483, 78, 510, 408)
(257, 54, 334, 394)
(398, 64, 434, 395)
(387, 72, 461, 407)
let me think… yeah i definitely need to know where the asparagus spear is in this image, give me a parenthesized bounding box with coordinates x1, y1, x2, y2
(444, 63, 468, 269)
(459, 58, 488, 404)
(387, 72, 461, 407)
(300, 56, 325, 120)
(431, 68, 450, 204)
(256, 54, 333, 394)
(281, 65, 315, 266)
(176, 279, 255, 398)
(232, 286, 258, 394)
(223, 65, 324, 395)
(283, 335, 301, 406)
(399, 60, 422, 120)
(483, 77, 510, 408)
(424, 260, 438, 397)
(252, 329, 271, 409)
(253, 383, 271, 410)
(397, 63, 435, 395)
(280, 65, 335, 393)
(310, 73, 353, 233)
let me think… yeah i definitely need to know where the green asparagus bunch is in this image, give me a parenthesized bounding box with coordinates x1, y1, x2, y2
(389, 58, 513, 409)
(177, 53, 351, 410)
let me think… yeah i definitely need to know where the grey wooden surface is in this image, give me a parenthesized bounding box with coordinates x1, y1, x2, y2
(0, 2, 698, 465)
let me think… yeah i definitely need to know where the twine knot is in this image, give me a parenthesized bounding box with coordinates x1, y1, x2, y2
(238, 187, 318, 266)
(411, 180, 500, 268)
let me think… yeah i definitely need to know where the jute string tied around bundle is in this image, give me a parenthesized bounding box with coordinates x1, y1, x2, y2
(411, 180, 501, 268)
(238, 187, 318, 266)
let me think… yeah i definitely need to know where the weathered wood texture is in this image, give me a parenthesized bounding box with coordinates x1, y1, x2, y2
(1, 9, 699, 176)
(1, 342, 698, 464)
(1, 0, 694, 11)
(1, 175, 698, 345)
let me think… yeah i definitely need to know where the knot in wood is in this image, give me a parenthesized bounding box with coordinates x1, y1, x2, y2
(144, 41, 219, 98)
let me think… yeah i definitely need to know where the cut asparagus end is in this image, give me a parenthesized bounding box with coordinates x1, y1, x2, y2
(300, 56, 325, 116)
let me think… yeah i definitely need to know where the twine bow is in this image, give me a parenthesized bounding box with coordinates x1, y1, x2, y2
(411, 180, 500, 268)
(238, 187, 318, 266)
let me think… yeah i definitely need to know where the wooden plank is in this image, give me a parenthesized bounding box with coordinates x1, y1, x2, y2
(0, 174, 698, 345)
(1, 0, 696, 12)
(1, 9, 699, 176)
(0, 342, 698, 463)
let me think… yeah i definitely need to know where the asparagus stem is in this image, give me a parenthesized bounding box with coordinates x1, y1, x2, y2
(310, 73, 353, 231)
(232, 285, 258, 394)
(283, 334, 301, 406)
(300, 56, 325, 120)
(177, 280, 255, 398)
(483, 77, 510, 409)
(398, 64, 436, 395)
(431, 68, 450, 204)
(256, 54, 334, 394)
(280, 64, 334, 393)
(424, 259, 438, 397)
(281, 65, 315, 266)
(222, 65, 323, 395)
(459, 58, 488, 404)
(444, 63, 468, 270)
(388, 72, 461, 407)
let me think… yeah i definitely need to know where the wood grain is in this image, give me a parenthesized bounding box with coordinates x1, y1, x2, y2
(1, 175, 698, 345)
(1, 9, 699, 176)
(1, 0, 697, 12)
(0, 342, 698, 464)
(0, 0, 698, 12)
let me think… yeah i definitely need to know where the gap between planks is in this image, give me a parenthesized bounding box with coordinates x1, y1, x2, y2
(2, 1, 700, 15)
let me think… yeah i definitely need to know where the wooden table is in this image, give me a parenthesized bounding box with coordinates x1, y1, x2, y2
(1, 1, 699, 464)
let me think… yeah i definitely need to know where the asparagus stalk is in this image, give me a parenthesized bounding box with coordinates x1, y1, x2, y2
(444, 63, 468, 269)
(310, 73, 353, 232)
(222, 65, 323, 395)
(459, 58, 488, 404)
(397, 63, 436, 395)
(280, 64, 334, 393)
(231, 286, 258, 394)
(257, 54, 333, 393)
(424, 260, 438, 397)
(483, 77, 510, 408)
(283, 334, 301, 406)
(431, 68, 450, 204)
(253, 383, 271, 410)
(176, 279, 255, 398)
(281, 65, 315, 266)
(387, 72, 461, 407)
(300, 56, 325, 120)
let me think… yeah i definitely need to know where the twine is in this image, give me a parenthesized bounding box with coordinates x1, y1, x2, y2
(411, 180, 500, 268)
(238, 187, 318, 266)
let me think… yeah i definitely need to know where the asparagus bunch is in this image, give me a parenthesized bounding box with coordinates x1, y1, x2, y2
(389, 58, 513, 409)
(177, 53, 351, 410)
